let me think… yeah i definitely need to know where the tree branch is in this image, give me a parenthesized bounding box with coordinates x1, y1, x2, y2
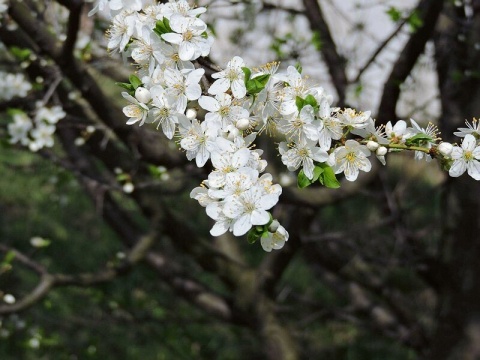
(302, 0, 348, 106)
(376, 0, 445, 125)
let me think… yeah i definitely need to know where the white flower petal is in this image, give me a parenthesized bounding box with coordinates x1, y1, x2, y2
(233, 214, 252, 236)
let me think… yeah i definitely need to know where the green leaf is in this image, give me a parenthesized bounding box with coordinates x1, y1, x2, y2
(9, 46, 32, 61)
(148, 165, 164, 177)
(242, 67, 252, 82)
(317, 163, 340, 189)
(354, 83, 363, 97)
(407, 10, 423, 32)
(311, 31, 322, 51)
(2, 250, 16, 265)
(297, 169, 313, 188)
(246, 74, 270, 95)
(6, 108, 26, 117)
(129, 75, 142, 90)
(295, 96, 305, 112)
(115, 82, 134, 92)
(312, 166, 324, 182)
(386, 6, 402, 22)
(304, 94, 318, 109)
(247, 229, 259, 244)
(405, 133, 432, 146)
(153, 18, 172, 36)
(295, 63, 302, 74)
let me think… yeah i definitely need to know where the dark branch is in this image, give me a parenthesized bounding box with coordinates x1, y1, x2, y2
(376, 0, 445, 125)
(302, 0, 348, 106)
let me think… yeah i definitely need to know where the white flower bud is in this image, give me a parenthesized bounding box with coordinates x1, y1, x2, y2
(30, 236, 51, 248)
(367, 140, 379, 151)
(3, 294, 15, 304)
(135, 87, 151, 104)
(376, 146, 388, 156)
(438, 142, 453, 156)
(236, 118, 250, 131)
(268, 220, 280, 232)
(123, 183, 134, 193)
(186, 108, 197, 120)
(74, 137, 85, 146)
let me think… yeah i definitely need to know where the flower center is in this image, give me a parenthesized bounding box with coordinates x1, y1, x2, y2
(219, 106, 230, 117)
(465, 150, 473, 161)
(183, 31, 194, 41)
(345, 152, 356, 163)
(226, 69, 239, 82)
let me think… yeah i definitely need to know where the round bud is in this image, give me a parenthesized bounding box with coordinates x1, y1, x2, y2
(135, 87, 151, 104)
(186, 108, 197, 120)
(268, 220, 280, 233)
(376, 146, 388, 156)
(74, 137, 85, 146)
(236, 118, 250, 131)
(123, 183, 135, 194)
(438, 142, 453, 156)
(367, 140, 379, 151)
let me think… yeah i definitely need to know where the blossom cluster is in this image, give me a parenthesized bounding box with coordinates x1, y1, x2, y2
(7, 104, 66, 152)
(0, 71, 32, 101)
(97, 0, 480, 251)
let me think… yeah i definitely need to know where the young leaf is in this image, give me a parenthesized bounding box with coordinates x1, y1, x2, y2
(154, 18, 173, 36)
(317, 163, 340, 189)
(386, 7, 402, 22)
(115, 82, 134, 92)
(129, 74, 142, 90)
(242, 67, 252, 82)
(312, 166, 324, 182)
(407, 10, 423, 32)
(304, 94, 318, 109)
(297, 169, 313, 188)
(405, 133, 432, 146)
(247, 229, 259, 244)
(9, 46, 32, 61)
(296, 96, 305, 112)
(246, 74, 270, 95)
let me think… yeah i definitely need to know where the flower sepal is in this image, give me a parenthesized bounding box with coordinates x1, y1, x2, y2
(246, 214, 274, 244)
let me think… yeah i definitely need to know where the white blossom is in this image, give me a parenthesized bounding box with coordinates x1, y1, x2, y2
(279, 105, 320, 143)
(454, 118, 480, 138)
(122, 92, 149, 126)
(449, 134, 480, 180)
(178, 117, 220, 167)
(330, 140, 372, 181)
(161, 14, 210, 61)
(279, 139, 328, 180)
(222, 185, 279, 236)
(198, 93, 249, 129)
(261, 225, 289, 252)
(208, 56, 247, 99)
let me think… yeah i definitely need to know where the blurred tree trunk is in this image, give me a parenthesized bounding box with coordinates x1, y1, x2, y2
(430, 2, 480, 359)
